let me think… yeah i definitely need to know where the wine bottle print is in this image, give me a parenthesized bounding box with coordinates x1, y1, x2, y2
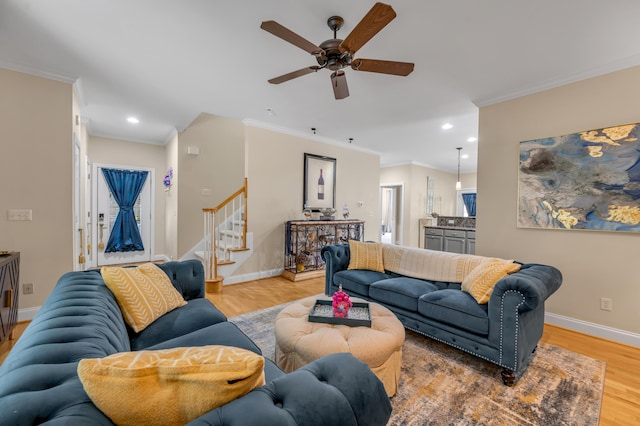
(318, 168, 325, 200)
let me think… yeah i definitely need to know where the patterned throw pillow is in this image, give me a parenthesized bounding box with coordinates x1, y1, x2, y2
(461, 258, 521, 304)
(347, 240, 385, 273)
(101, 263, 187, 332)
(78, 345, 265, 426)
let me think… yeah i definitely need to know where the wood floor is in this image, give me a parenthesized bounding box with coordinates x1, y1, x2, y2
(1, 276, 638, 425)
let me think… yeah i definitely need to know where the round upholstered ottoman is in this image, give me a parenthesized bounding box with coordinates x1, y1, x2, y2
(274, 295, 405, 396)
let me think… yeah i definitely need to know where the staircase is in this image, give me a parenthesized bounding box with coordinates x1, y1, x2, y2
(201, 178, 250, 292)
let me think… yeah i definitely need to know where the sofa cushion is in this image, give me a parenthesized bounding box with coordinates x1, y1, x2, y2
(335, 269, 391, 297)
(461, 258, 521, 304)
(101, 263, 187, 332)
(418, 290, 489, 335)
(78, 345, 265, 426)
(130, 298, 228, 350)
(348, 240, 385, 273)
(370, 278, 438, 312)
(145, 321, 285, 383)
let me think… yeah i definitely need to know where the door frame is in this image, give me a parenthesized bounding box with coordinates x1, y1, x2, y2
(72, 134, 82, 271)
(91, 163, 155, 266)
(379, 183, 404, 246)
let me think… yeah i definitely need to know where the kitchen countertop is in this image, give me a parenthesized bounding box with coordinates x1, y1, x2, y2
(424, 226, 475, 231)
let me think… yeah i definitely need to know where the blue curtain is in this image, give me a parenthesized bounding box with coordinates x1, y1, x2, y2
(102, 168, 149, 253)
(462, 193, 477, 217)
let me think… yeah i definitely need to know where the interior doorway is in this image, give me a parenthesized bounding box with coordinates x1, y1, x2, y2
(380, 184, 403, 245)
(92, 163, 154, 266)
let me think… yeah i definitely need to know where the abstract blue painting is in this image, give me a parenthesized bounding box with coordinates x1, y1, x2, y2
(518, 123, 640, 232)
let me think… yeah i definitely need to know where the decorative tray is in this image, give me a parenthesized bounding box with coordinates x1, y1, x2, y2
(308, 300, 371, 327)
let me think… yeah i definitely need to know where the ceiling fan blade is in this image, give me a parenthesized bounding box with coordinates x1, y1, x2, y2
(351, 58, 414, 76)
(340, 2, 396, 55)
(268, 67, 319, 85)
(331, 71, 349, 100)
(261, 20, 324, 56)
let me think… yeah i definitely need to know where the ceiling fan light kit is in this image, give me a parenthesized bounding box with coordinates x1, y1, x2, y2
(261, 2, 414, 100)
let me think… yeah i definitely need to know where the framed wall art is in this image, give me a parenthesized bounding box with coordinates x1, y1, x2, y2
(518, 122, 640, 232)
(304, 153, 336, 211)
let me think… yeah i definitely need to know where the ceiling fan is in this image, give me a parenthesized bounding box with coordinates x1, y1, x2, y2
(260, 2, 414, 100)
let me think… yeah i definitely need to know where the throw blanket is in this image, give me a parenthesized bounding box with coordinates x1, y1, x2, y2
(382, 244, 488, 283)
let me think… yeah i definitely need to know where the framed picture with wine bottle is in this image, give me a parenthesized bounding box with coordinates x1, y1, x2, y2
(303, 153, 336, 212)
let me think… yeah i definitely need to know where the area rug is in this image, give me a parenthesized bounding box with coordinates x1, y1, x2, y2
(230, 302, 605, 426)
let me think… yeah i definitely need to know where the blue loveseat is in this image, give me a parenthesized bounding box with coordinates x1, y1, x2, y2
(322, 243, 562, 385)
(0, 260, 391, 425)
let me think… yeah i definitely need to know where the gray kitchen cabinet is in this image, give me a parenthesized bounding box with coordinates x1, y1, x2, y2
(424, 227, 475, 254)
(425, 228, 444, 251)
(444, 229, 466, 253)
(466, 231, 476, 255)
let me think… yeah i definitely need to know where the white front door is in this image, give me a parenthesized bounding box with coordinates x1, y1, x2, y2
(93, 164, 153, 266)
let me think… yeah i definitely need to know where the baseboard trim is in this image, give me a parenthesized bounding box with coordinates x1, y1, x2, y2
(224, 268, 284, 285)
(545, 312, 640, 347)
(18, 307, 41, 322)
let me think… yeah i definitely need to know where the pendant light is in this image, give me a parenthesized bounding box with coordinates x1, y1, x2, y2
(456, 147, 462, 191)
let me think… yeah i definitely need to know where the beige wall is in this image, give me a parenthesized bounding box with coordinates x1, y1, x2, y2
(236, 126, 381, 275)
(177, 113, 245, 257)
(381, 164, 477, 247)
(0, 68, 73, 309)
(88, 136, 167, 258)
(478, 66, 640, 335)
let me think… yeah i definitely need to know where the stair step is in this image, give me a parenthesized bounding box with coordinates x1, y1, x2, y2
(228, 247, 250, 252)
(220, 230, 242, 238)
(217, 260, 236, 266)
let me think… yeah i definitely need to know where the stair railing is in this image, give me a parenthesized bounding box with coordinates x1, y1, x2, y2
(202, 178, 248, 291)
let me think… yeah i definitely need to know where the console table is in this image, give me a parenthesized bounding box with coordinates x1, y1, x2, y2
(0, 252, 20, 343)
(283, 220, 364, 281)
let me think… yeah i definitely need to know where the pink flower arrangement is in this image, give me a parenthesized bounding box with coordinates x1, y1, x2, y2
(332, 285, 352, 318)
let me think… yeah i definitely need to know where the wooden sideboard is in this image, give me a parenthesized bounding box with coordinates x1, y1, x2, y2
(0, 252, 20, 342)
(283, 220, 364, 281)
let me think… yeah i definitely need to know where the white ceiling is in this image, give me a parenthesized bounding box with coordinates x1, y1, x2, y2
(2, 1, 640, 173)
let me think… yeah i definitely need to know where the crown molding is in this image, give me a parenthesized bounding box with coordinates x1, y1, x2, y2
(0, 61, 77, 84)
(475, 53, 640, 107)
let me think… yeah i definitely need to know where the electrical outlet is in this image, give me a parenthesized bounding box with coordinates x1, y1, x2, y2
(23, 283, 34, 295)
(600, 297, 612, 311)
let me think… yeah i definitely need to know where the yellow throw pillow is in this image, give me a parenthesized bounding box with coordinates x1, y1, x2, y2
(461, 258, 521, 304)
(78, 345, 265, 426)
(101, 263, 187, 332)
(347, 240, 385, 273)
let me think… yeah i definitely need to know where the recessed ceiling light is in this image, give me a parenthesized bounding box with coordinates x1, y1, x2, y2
(127, 117, 139, 124)
(467, 137, 477, 142)
(462, 154, 469, 159)
(442, 123, 453, 130)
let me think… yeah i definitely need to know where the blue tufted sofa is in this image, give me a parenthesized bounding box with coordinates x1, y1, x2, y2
(0, 260, 391, 425)
(321, 244, 562, 385)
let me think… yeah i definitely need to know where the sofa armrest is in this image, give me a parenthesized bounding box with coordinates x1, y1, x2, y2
(321, 244, 350, 295)
(157, 260, 205, 301)
(489, 263, 562, 313)
(188, 353, 391, 426)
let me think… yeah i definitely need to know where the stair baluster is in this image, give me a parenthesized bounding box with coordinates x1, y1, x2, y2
(202, 178, 248, 293)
